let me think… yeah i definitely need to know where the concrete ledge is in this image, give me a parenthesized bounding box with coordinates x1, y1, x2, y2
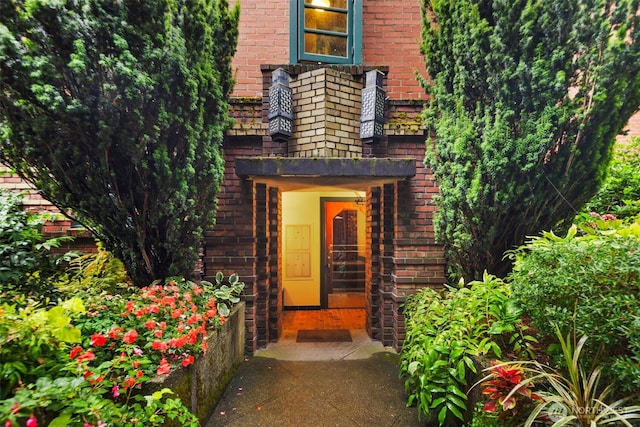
(146, 302, 245, 424)
(236, 157, 415, 178)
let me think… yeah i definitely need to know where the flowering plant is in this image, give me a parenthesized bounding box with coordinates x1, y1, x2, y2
(0, 273, 244, 426)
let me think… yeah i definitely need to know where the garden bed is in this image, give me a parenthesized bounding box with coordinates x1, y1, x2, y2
(146, 302, 245, 424)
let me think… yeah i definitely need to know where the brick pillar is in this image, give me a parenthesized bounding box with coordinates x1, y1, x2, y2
(380, 183, 396, 346)
(366, 187, 382, 340)
(268, 187, 282, 342)
(255, 183, 269, 348)
(388, 137, 447, 349)
(203, 141, 261, 355)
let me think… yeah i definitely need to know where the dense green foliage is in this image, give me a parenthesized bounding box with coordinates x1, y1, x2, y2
(400, 274, 534, 426)
(0, 275, 244, 426)
(580, 137, 640, 220)
(0, 0, 239, 286)
(509, 218, 640, 394)
(0, 190, 73, 299)
(421, 0, 640, 280)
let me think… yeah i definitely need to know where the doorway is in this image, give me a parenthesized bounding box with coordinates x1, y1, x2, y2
(321, 198, 366, 309)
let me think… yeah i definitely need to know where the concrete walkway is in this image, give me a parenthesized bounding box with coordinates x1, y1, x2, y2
(206, 330, 423, 426)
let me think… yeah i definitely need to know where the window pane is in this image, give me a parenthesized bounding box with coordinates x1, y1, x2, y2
(305, 9, 347, 33)
(304, 33, 347, 57)
(304, 0, 347, 9)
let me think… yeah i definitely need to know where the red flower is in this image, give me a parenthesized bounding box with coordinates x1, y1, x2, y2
(187, 314, 200, 325)
(77, 350, 96, 362)
(90, 333, 107, 347)
(148, 304, 160, 314)
(108, 327, 122, 339)
(202, 340, 208, 353)
(157, 358, 171, 375)
(144, 320, 157, 330)
(122, 377, 136, 389)
(182, 354, 195, 367)
(188, 329, 199, 345)
(152, 340, 168, 351)
(123, 329, 138, 344)
(69, 346, 84, 360)
(172, 309, 184, 319)
(154, 329, 163, 338)
(125, 301, 135, 312)
(159, 321, 167, 330)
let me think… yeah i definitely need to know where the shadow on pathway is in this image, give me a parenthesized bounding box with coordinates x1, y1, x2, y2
(206, 332, 423, 426)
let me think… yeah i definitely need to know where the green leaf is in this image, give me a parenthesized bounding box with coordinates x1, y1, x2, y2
(48, 413, 72, 427)
(437, 405, 448, 426)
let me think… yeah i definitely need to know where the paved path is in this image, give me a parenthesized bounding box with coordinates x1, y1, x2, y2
(206, 330, 423, 426)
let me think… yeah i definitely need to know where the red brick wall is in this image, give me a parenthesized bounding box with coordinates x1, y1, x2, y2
(231, 1, 290, 97)
(362, 0, 428, 100)
(230, 0, 428, 100)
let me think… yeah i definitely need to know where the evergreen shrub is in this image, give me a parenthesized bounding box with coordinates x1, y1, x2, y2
(509, 218, 640, 394)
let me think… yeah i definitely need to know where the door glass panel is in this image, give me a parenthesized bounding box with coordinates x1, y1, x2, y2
(323, 200, 365, 309)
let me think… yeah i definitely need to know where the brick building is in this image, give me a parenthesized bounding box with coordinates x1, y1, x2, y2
(2, 0, 639, 354)
(203, 0, 448, 354)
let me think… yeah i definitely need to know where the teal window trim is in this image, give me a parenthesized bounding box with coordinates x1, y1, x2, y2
(289, 0, 362, 65)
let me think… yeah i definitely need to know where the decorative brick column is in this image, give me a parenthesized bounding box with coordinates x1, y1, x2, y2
(268, 187, 282, 342)
(203, 139, 261, 354)
(366, 187, 382, 341)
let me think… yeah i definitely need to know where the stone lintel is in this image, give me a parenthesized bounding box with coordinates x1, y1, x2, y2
(236, 157, 415, 178)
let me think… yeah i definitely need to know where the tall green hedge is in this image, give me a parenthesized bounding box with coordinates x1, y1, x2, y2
(0, 0, 239, 286)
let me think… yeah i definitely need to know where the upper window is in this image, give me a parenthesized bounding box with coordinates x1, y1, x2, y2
(290, 0, 362, 64)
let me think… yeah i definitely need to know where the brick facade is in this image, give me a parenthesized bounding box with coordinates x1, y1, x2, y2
(1, 0, 639, 355)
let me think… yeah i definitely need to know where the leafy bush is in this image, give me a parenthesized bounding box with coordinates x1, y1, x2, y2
(0, 298, 85, 400)
(475, 327, 640, 426)
(400, 273, 535, 426)
(55, 242, 129, 298)
(0, 190, 74, 299)
(580, 137, 640, 220)
(509, 220, 640, 394)
(0, 274, 244, 426)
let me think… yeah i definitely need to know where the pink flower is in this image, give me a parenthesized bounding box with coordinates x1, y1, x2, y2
(122, 329, 138, 344)
(26, 414, 37, 427)
(112, 384, 120, 398)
